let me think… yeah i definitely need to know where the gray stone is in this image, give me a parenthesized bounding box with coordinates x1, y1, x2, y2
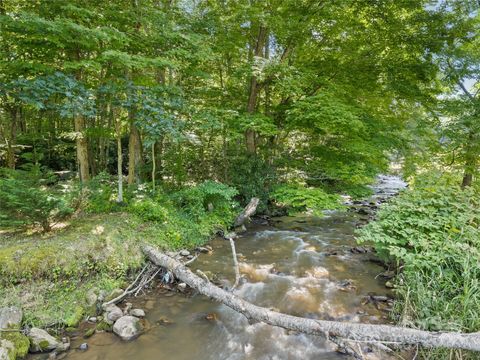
(0, 306, 22, 329)
(78, 343, 88, 351)
(195, 246, 211, 253)
(123, 303, 132, 315)
(113, 316, 143, 341)
(86, 290, 98, 307)
(130, 309, 145, 318)
(0, 339, 13, 360)
(28, 327, 60, 352)
(104, 304, 123, 325)
(88, 317, 97, 323)
(177, 283, 187, 292)
(179, 250, 190, 257)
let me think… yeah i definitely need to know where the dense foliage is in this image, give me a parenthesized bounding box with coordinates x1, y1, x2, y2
(358, 173, 480, 357)
(0, 166, 72, 231)
(0, 0, 479, 357)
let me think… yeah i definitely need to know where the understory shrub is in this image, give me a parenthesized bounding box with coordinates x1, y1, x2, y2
(227, 155, 276, 211)
(130, 181, 239, 248)
(271, 183, 343, 216)
(357, 173, 480, 356)
(0, 166, 72, 231)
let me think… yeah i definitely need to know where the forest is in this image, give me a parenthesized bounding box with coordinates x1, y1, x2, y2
(0, 0, 479, 359)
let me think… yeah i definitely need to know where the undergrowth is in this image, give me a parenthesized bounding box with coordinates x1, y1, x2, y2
(357, 173, 480, 359)
(0, 179, 239, 328)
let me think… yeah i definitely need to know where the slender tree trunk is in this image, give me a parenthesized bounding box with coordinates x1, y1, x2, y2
(115, 109, 123, 203)
(127, 118, 143, 185)
(74, 113, 90, 182)
(461, 132, 477, 188)
(6, 106, 18, 169)
(144, 246, 480, 353)
(151, 143, 156, 191)
(245, 25, 267, 154)
(154, 139, 163, 183)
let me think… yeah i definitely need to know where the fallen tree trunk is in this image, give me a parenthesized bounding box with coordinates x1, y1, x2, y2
(143, 245, 480, 352)
(234, 197, 260, 227)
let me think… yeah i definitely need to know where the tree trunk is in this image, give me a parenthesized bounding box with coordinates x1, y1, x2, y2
(143, 245, 480, 353)
(127, 118, 143, 185)
(74, 114, 90, 182)
(115, 109, 123, 203)
(461, 133, 477, 188)
(245, 25, 267, 154)
(151, 143, 156, 191)
(234, 197, 260, 227)
(6, 106, 18, 169)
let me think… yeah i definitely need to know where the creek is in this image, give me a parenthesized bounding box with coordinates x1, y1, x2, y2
(64, 175, 407, 360)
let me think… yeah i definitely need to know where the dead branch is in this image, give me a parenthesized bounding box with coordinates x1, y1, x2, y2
(234, 197, 260, 227)
(143, 245, 480, 353)
(228, 236, 241, 290)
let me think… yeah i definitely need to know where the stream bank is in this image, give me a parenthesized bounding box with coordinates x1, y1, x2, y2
(38, 175, 406, 360)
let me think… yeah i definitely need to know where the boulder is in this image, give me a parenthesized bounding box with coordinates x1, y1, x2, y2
(113, 316, 143, 341)
(130, 309, 145, 318)
(28, 328, 60, 352)
(0, 307, 22, 330)
(85, 290, 98, 307)
(104, 304, 123, 325)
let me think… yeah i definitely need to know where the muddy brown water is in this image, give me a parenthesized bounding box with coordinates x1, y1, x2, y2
(53, 175, 406, 360)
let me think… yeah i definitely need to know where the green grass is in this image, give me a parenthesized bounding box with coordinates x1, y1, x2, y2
(0, 211, 221, 328)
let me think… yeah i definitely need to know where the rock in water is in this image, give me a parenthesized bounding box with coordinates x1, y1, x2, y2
(28, 328, 60, 352)
(113, 316, 143, 341)
(179, 250, 190, 257)
(130, 309, 145, 318)
(0, 307, 22, 329)
(305, 266, 329, 279)
(104, 304, 123, 324)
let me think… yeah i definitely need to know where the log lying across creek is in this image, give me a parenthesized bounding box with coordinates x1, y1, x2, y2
(143, 245, 480, 352)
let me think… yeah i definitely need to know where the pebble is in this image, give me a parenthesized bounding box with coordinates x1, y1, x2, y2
(130, 309, 146, 317)
(78, 343, 88, 351)
(177, 283, 187, 292)
(179, 250, 190, 256)
(88, 317, 97, 323)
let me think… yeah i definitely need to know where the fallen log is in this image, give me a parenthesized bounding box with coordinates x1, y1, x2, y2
(234, 197, 260, 227)
(143, 245, 480, 352)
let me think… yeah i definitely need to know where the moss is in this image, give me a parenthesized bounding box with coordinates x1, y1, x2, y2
(95, 321, 112, 332)
(0, 206, 226, 329)
(83, 328, 95, 338)
(38, 340, 50, 351)
(64, 306, 84, 327)
(1, 331, 29, 359)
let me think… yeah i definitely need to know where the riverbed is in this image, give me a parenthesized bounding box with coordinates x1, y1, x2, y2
(63, 175, 406, 360)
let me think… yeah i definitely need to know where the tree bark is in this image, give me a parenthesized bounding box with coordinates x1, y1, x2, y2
(245, 25, 267, 154)
(461, 132, 477, 188)
(5, 106, 18, 169)
(127, 119, 143, 185)
(115, 109, 123, 203)
(74, 113, 90, 182)
(143, 245, 480, 353)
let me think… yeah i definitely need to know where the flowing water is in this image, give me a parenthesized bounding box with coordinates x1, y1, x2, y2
(62, 175, 407, 360)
